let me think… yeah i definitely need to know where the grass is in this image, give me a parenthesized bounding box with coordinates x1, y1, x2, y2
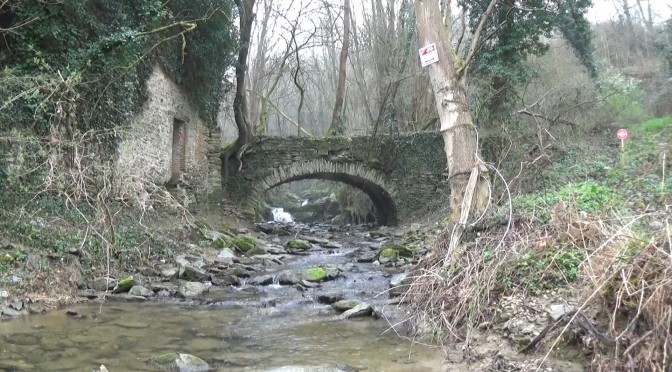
(402, 117, 671, 370)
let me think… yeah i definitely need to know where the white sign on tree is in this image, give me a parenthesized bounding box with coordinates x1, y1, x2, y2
(419, 43, 439, 67)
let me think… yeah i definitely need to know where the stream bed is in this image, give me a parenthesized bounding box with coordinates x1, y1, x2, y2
(0, 221, 445, 371)
(0, 301, 443, 371)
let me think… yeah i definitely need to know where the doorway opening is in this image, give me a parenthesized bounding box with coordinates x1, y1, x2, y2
(168, 118, 186, 186)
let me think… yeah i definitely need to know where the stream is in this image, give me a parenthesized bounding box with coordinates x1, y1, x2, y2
(0, 213, 445, 371)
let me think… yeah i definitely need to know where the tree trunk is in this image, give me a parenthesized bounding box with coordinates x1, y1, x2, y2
(414, 0, 489, 225)
(327, 0, 351, 136)
(221, 0, 256, 184)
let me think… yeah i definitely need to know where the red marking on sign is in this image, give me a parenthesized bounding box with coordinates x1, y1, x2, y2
(617, 128, 628, 140)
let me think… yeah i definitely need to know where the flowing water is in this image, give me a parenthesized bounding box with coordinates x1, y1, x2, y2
(0, 215, 445, 371)
(270, 208, 294, 223)
(0, 301, 443, 371)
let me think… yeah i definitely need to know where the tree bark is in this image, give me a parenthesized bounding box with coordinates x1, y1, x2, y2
(327, 0, 351, 136)
(414, 0, 489, 224)
(221, 0, 256, 184)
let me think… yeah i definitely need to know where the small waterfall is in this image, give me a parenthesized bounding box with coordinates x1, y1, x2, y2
(271, 207, 294, 223)
(268, 274, 282, 289)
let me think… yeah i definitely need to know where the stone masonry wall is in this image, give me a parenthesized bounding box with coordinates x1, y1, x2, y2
(115, 64, 210, 201)
(224, 132, 448, 224)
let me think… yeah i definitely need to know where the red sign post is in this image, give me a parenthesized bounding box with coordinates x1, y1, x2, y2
(617, 128, 628, 140)
(617, 128, 628, 166)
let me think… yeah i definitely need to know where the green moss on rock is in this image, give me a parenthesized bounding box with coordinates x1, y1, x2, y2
(303, 267, 327, 282)
(288, 239, 312, 250)
(151, 352, 178, 365)
(232, 235, 259, 252)
(378, 248, 398, 264)
(381, 242, 415, 257)
(0, 253, 13, 264)
(113, 276, 134, 293)
(213, 233, 234, 248)
(245, 245, 267, 256)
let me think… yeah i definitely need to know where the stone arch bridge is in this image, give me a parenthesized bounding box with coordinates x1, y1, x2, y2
(222, 132, 448, 226)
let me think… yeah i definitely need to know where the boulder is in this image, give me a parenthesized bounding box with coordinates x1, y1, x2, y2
(316, 292, 344, 305)
(276, 271, 300, 285)
(340, 302, 373, 319)
(175, 254, 205, 269)
(106, 294, 147, 302)
(128, 285, 154, 297)
(112, 276, 134, 293)
(248, 275, 274, 286)
(91, 277, 116, 291)
(177, 282, 207, 298)
(245, 245, 267, 256)
(331, 299, 364, 312)
(302, 267, 327, 282)
(149, 352, 209, 372)
(377, 248, 397, 264)
(218, 248, 236, 259)
(287, 239, 312, 250)
(232, 235, 260, 253)
(159, 266, 179, 279)
(178, 265, 208, 281)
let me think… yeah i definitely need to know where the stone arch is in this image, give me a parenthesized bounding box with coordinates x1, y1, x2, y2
(247, 159, 398, 226)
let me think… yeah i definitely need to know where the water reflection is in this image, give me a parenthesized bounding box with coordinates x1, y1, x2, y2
(0, 302, 443, 371)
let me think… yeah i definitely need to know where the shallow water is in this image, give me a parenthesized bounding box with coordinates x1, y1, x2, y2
(0, 220, 444, 372)
(0, 301, 443, 371)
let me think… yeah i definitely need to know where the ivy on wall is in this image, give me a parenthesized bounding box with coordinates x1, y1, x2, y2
(0, 0, 237, 138)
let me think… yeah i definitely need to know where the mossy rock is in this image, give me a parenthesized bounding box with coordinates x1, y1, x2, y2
(378, 248, 398, 264)
(245, 245, 267, 256)
(303, 267, 327, 282)
(149, 352, 209, 371)
(232, 235, 259, 252)
(0, 253, 13, 264)
(288, 239, 312, 250)
(112, 276, 134, 293)
(151, 352, 179, 365)
(213, 233, 234, 249)
(381, 242, 414, 257)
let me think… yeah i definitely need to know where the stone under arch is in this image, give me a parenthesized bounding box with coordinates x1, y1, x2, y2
(247, 159, 398, 226)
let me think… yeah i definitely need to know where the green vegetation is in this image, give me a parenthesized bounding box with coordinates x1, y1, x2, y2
(303, 267, 327, 282)
(492, 116, 670, 292)
(232, 235, 259, 252)
(513, 181, 619, 223)
(113, 276, 135, 293)
(1, 0, 236, 134)
(509, 245, 585, 293)
(287, 239, 312, 250)
(378, 248, 398, 264)
(150, 352, 179, 365)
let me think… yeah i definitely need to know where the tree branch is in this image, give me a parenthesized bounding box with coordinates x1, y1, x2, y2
(457, 0, 498, 79)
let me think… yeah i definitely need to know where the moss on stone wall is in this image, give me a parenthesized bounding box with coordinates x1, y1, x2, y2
(224, 132, 448, 224)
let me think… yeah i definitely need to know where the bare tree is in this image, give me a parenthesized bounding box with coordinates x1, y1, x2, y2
(327, 0, 351, 135)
